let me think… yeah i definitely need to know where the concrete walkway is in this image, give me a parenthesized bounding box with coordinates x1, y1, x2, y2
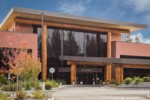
(52, 85, 150, 100)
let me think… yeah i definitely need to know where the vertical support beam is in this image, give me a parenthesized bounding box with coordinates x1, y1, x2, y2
(116, 66, 120, 84)
(115, 66, 124, 84)
(42, 25, 47, 81)
(120, 67, 124, 83)
(107, 32, 111, 58)
(105, 32, 112, 83)
(105, 64, 112, 83)
(71, 64, 76, 84)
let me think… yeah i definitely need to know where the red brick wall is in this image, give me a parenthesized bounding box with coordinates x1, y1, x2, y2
(0, 31, 37, 59)
(16, 23, 33, 33)
(111, 33, 121, 42)
(112, 41, 150, 58)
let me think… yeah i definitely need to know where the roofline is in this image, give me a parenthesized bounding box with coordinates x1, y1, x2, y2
(0, 7, 148, 31)
(0, 7, 14, 28)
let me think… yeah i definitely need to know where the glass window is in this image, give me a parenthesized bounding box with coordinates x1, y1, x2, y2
(63, 30, 84, 56)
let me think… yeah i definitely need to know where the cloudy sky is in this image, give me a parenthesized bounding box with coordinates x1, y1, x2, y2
(0, 0, 150, 43)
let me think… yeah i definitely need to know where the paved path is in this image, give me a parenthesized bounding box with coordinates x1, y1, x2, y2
(52, 85, 150, 100)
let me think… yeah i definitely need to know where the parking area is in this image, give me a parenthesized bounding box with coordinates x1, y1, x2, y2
(52, 85, 150, 100)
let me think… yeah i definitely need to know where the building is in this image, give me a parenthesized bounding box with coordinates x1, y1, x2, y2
(0, 7, 150, 84)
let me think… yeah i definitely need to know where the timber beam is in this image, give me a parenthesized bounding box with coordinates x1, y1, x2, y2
(15, 18, 130, 34)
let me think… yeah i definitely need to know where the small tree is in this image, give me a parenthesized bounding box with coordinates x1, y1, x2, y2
(124, 34, 133, 42)
(2, 33, 41, 91)
(135, 36, 140, 43)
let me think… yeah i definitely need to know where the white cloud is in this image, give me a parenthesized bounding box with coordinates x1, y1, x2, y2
(125, 33, 150, 44)
(125, 0, 150, 13)
(58, 0, 92, 15)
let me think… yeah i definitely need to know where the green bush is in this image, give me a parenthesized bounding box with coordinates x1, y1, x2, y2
(32, 91, 47, 99)
(16, 91, 27, 99)
(124, 77, 133, 84)
(45, 80, 59, 88)
(133, 77, 143, 84)
(1, 84, 17, 91)
(143, 76, 150, 82)
(0, 92, 13, 100)
(35, 85, 42, 90)
(109, 79, 116, 84)
(0, 75, 8, 86)
(45, 82, 52, 90)
(30, 80, 40, 88)
(25, 82, 31, 90)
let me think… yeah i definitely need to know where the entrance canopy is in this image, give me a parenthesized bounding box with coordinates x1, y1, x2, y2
(59, 56, 150, 66)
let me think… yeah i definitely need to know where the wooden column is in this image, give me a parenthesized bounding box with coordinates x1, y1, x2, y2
(120, 67, 124, 83)
(116, 66, 120, 84)
(71, 64, 77, 84)
(107, 32, 111, 58)
(42, 25, 47, 81)
(105, 32, 112, 83)
(116, 66, 123, 84)
(105, 64, 112, 82)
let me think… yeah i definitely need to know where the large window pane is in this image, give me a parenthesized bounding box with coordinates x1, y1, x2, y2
(85, 33, 97, 57)
(63, 30, 84, 56)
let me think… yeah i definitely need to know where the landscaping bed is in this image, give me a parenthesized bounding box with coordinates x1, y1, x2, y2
(118, 82, 150, 88)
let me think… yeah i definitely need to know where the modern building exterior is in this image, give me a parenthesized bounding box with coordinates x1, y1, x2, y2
(0, 7, 150, 84)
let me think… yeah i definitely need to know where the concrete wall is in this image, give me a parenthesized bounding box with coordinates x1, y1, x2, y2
(0, 31, 37, 59)
(112, 41, 150, 58)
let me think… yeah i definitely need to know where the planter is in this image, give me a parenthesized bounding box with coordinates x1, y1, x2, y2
(39, 82, 45, 90)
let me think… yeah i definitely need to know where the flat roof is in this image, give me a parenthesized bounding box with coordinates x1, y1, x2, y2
(0, 7, 147, 32)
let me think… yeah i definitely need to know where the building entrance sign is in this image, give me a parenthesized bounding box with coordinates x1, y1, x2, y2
(49, 67, 55, 81)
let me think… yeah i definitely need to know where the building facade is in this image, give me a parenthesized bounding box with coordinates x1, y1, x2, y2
(0, 7, 150, 84)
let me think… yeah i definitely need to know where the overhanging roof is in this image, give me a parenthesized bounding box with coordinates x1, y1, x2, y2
(0, 7, 147, 32)
(59, 56, 150, 65)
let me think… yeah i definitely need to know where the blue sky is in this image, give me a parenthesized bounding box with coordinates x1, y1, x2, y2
(0, 0, 150, 43)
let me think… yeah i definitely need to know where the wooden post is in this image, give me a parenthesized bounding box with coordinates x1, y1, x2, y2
(71, 64, 76, 84)
(105, 32, 112, 83)
(107, 32, 111, 58)
(120, 67, 124, 83)
(115, 66, 123, 84)
(116, 66, 120, 84)
(105, 64, 112, 83)
(42, 25, 47, 81)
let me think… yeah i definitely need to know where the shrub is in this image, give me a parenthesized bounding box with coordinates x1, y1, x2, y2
(0, 92, 13, 100)
(143, 77, 150, 82)
(16, 91, 27, 99)
(0, 75, 8, 86)
(124, 77, 133, 84)
(1, 84, 17, 91)
(45, 82, 52, 90)
(133, 77, 143, 84)
(25, 82, 31, 90)
(45, 80, 59, 88)
(109, 79, 116, 84)
(32, 91, 47, 99)
(35, 85, 42, 90)
(30, 80, 40, 88)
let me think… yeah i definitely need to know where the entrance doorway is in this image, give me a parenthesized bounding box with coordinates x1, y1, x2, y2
(76, 66, 104, 85)
(77, 72, 103, 84)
